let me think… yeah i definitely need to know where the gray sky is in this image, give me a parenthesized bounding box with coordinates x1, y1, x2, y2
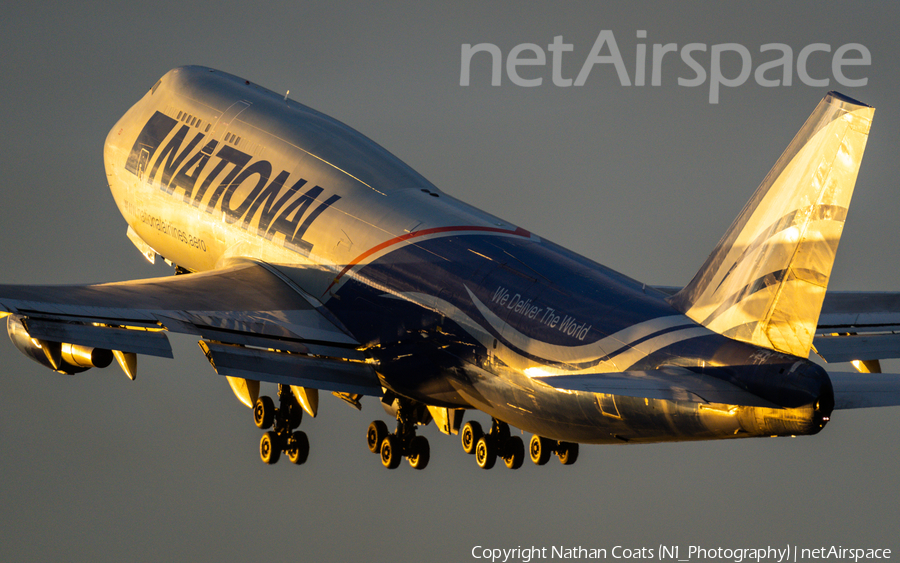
(1, 3, 898, 562)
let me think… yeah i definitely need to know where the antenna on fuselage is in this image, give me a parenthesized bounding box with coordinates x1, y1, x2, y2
(284, 90, 290, 101)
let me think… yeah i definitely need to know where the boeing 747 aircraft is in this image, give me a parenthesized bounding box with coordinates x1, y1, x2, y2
(2, 66, 899, 471)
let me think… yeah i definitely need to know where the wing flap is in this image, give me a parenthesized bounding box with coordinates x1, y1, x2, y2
(22, 318, 173, 358)
(532, 366, 778, 408)
(200, 341, 381, 396)
(190, 325, 365, 360)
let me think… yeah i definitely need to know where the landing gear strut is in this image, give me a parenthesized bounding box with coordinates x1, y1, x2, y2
(255, 384, 309, 466)
(461, 418, 525, 470)
(366, 400, 430, 470)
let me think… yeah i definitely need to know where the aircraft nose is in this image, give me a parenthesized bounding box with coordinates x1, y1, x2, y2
(104, 114, 130, 179)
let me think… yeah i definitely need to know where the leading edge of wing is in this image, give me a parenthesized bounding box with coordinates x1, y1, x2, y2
(0, 259, 356, 345)
(531, 366, 779, 408)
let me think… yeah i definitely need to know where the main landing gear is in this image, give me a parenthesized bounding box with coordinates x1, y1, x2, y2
(529, 434, 579, 466)
(459, 420, 579, 469)
(366, 401, 430, 470)
(254, 384, 309, 466)
(461, 418, 526, 470)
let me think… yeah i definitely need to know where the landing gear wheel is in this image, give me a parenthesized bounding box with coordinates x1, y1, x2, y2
(366, 420, 389, 454)
(557, 441, 579, 465)
(260, 430, 281, 464)
(380, 434, 402, 469)
(529, 434, 552, 466)
(502, 436, 525, 469)
(287, 431, 309, 465)
(461, 421, 483, 455)
(254, 396, 275, 429)
(408, 435, 430, 470)
(475, 436, 496, 469)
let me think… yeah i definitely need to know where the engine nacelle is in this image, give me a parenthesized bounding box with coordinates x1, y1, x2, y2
(6, 315, 113, 374)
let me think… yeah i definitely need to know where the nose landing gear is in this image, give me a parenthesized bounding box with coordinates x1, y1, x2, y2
(255, 384, 309, 466)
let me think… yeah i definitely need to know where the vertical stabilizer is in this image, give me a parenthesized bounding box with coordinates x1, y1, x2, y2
(670, 92, 874, 357)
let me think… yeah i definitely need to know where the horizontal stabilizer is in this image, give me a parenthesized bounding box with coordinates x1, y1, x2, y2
(660, 288, 900, 364)
(818, 291, 900, 332)
(814, 291, 900, 363)
(532, 366, 777, 408)
(829, 371, 900, 409)
(814, 333, 900, 364)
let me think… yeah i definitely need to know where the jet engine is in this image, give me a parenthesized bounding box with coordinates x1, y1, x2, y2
(6, 315, 112, 374)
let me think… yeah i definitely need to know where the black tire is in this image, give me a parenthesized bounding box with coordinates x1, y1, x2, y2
(502, 436, 525, 470)
(407, 435, 430, 470)
(380, 434, 402, 469)
(287, 431, 310, 465)
(254, 396, 275, 429)
(529, 434, 552, 466)
(461, 421, 483, 455)
(260, 430, 280, 464)
(366, 420, 389, 454)
(475, 436, 496, 470)
(557, 441, 579, 465)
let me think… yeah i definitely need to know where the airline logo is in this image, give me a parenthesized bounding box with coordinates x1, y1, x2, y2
(125, 111, 340, 255)
(461, 286, 713, 371)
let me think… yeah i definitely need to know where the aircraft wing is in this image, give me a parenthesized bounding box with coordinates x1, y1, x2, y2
(531, 366, 780, 408)
(0, 260, 381, 397)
